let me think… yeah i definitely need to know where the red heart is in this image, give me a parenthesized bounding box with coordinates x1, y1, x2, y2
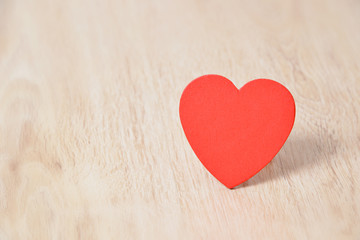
(179, 75, 295, 188)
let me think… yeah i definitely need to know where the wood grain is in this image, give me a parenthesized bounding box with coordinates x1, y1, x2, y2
(0, 0, 359, 239)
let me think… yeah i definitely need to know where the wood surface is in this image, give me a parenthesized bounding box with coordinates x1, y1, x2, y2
(0, 0, 359, 239)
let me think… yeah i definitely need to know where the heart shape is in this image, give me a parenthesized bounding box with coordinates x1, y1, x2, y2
(179, 75, 295, 188)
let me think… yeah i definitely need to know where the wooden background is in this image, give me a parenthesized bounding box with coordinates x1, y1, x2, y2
(0, 0, 359, 239)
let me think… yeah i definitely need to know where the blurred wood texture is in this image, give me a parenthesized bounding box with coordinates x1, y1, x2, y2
(0, 0, 359, 239)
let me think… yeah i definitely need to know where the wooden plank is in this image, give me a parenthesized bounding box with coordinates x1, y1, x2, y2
(0, 0, 359, 239)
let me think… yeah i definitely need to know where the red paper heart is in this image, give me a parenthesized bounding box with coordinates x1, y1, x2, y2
(179, 75, 295, 188)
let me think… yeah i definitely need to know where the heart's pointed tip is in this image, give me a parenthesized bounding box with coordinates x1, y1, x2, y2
(223, 182, 240, 189)
(222, 178, 249, 189)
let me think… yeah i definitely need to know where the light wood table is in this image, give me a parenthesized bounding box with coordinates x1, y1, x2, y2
(0, 0, 359, 239)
